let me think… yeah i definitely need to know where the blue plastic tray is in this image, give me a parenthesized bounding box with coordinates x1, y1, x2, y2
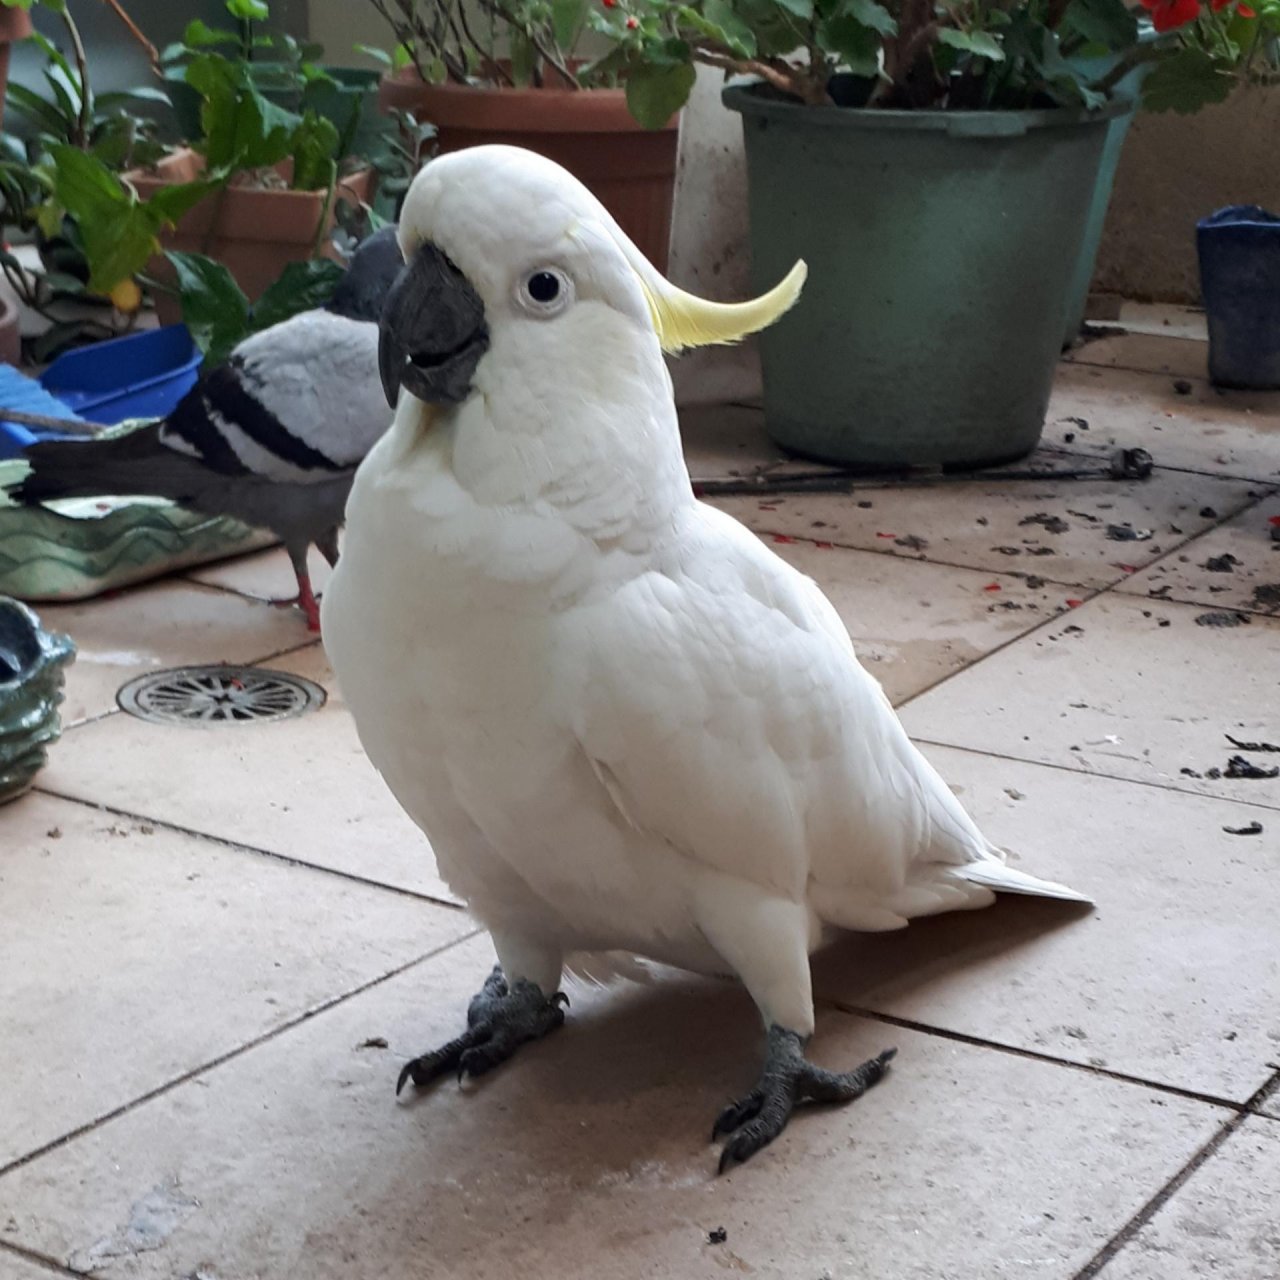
(0, 366, 87, 461)
(0, 324, 203, 460)
(40, 324, 202, 423)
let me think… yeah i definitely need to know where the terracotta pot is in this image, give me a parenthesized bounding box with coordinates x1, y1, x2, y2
(0, 6, 34, 135)
(126, 149, 375, 325)
(378, 68, 679, 272)
(0, 277, 19, 367)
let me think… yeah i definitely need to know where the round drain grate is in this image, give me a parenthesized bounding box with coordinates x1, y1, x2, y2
(117, 665, 326, 726)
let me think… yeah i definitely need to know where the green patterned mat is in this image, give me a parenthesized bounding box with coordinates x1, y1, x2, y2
(0, 423, 276, 602)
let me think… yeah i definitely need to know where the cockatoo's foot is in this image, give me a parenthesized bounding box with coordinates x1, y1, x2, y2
(713, 1026, 897, 1174)
(395, 965, 569, 1095)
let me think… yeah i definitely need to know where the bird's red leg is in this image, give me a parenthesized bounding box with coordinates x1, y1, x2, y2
(296, 571, 321, 633)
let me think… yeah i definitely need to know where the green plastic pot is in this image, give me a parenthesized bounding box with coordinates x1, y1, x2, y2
(1062, 26, 1159, 346)
(0, 596, 75, 804)
(723, 85, 1128, 469)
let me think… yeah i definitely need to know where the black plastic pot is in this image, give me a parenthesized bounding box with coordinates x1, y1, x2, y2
(1197, 205, 1280, 390)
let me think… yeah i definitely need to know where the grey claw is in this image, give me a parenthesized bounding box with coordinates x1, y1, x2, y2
(396, 1062, 413, 1096)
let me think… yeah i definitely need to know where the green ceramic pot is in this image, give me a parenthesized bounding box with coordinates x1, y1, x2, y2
(723, 85, 1129, 469)
(0, 596, 75, 804)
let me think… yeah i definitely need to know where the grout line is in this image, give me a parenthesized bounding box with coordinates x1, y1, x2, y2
(0, 1238, 80, 1278)
(906, 736, 1280, 816)
(0, 929, 481, 1184)
(819, 998, 1248, 1115)
(29, 785, 469, 912)
(1073, 1067, 1280, 1279)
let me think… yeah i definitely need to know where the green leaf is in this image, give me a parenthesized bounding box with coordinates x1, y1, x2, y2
(51, 151, 157, 293)
(938, 28, 1006, 61)
(291, 112, 339, 191)
(393, 42, 415, 70)
(251, 258, 344, 331)
(1062, 0, 1138, 50)
(353, 42, 393, 68)
(144, 178, 219, 226)
(165, 250, 251, 365)
(1141, 47, 1235, 112)
(773, 0, 816, 18)
(225, 0, 269, 19)
(551, 0, 589, 49)
(181, 20, 240, 48)
(703, 0, 759, 54)
(837, 0, 897, 36)
(819, 15, 882, 74)
(5, 81, 70, 135)
(96, 86, 175, 109)
(624, 61, 695, 129)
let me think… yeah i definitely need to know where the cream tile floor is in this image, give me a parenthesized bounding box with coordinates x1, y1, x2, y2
(2, 332, 1278, 1280)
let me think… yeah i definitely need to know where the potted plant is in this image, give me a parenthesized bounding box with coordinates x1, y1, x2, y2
(1, 0, 174, 360)
(360, 0, 683, 271)
(604, 0, 1267, 468)
(117, 0, 376, 323)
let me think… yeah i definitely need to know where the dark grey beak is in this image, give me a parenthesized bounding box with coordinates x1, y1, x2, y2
(378, 242, 489, 409)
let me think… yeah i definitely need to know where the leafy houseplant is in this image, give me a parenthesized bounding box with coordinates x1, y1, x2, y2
(0, 0, 175, 359)
(363, 0, 682, 270)
(600, 0, 1275, 468)
(123, 0, 378, 324)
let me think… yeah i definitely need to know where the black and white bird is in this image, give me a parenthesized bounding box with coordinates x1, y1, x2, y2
(9, 226, 403, 631)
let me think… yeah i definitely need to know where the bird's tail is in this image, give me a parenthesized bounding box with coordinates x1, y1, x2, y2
(7, 424, 202, 507)
(954, 853, 1092, 904)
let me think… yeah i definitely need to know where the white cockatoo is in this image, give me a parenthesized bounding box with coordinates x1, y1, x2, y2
(322, 145, 1088, 1171)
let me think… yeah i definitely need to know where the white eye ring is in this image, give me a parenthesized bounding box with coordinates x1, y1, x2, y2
(517, 267, 574, 317)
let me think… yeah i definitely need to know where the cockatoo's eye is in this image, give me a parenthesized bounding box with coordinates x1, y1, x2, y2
(518, 267, 573, 317)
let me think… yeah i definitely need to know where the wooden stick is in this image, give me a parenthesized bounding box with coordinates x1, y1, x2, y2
(0, 409, 106, 436)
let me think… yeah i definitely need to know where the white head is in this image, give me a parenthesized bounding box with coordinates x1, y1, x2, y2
(378, 146, 804, 522)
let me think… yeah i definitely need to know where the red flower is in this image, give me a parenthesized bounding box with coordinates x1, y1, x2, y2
(1139, 0, 1199, 31)
(1239, 2, 1256, 13)
(602, 0, 617, 8)
(625, 14, 639, 26)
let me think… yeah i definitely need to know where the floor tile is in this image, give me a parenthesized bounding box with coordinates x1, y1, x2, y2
(0, 1248, 59, 1279)
(679, 402, 822, 481)
(34, 580, 310, 726)
(0, 935, 1225, 1280)
(899, 592, 1280, 808)
(811, 747, 1280, 1102)
(0, 792, 472, 1169)
(187, 543, 333, 607)
(1065, 333, 1208, 381)
(1101, 1118, 1280, 1279)
(1048, 364, 1280, 484)
(37, 645, 458, 903)
(1117, 490, 1280, 616)
(768, 539, 1072, 704)
(712, 467, 1258, 590)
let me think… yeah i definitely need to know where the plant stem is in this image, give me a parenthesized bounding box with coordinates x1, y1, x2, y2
(99, 0, 162, 75)
(311, 164, 338, 256)
(1094, 37, 1166, 96)
(60, 7, 93, 150)
(690, 46, 815, 102)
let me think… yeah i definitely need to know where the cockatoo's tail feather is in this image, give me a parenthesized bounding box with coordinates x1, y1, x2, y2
(954, 858, 1092, 904)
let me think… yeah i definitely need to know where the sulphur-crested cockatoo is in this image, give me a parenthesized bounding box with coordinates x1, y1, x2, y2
(322, 144, 1088, 1172)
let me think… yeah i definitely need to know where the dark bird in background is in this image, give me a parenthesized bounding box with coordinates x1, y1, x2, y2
(8, 226, 404, 631)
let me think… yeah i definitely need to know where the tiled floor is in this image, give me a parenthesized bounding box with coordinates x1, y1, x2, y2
(2, 330, 1278, 1279)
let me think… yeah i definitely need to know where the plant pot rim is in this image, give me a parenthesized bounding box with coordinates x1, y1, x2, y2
(125, 146, 371, 200)
(722, 80, 1131, 134)
(379, 65, 678, 133)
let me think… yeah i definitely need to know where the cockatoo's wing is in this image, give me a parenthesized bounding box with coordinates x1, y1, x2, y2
(561, 504, 1086, 928)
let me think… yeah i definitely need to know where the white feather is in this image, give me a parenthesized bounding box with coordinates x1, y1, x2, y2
(322, 147, 1089, 1037)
